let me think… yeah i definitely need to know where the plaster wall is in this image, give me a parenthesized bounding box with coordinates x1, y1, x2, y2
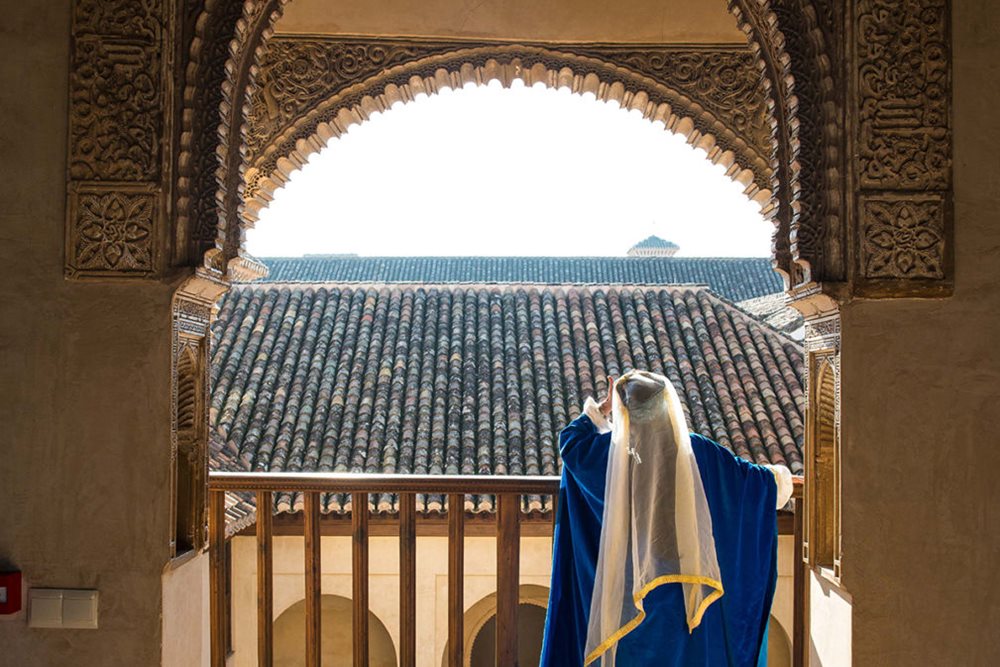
(838, 1, 1000, 663)
(0, 2, 177, 664)
(230, 534, 796, 666)
(808, 572, 851, 666)
(162, 552, 211, 666)
(275, 0, 746, 44)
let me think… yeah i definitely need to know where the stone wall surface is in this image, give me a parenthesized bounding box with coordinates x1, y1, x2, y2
(0, 1, 176, 664)
(841, 0, 1000, 663)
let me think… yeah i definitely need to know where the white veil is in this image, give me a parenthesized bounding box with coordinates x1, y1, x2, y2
(584, 370, 724, 666)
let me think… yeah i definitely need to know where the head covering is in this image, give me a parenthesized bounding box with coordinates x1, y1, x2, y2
(584, 370, 723, 666)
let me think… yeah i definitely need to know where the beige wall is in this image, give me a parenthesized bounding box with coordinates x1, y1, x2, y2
(837, 1, 1000, 664)
(0, 1, 180, 664)
(808, 572, 851, 667)
(275, 0, 746, 44)
(162, 552, 211, 666)
(230, 534, 796, 666)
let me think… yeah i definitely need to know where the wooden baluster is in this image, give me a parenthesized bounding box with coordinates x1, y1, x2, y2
(447, 493, 465, 667)
(256, 491, 274, 667)
(304, 492, 322, 667)
(793, 501, 808, 667)
(353, 492, 370, 667)
(496, 493, 520, 667)
(209, 490, 227, 667)
(399, 493, 417, 667)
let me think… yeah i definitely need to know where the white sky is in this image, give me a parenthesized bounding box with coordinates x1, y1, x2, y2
(247, 80, 773, 258)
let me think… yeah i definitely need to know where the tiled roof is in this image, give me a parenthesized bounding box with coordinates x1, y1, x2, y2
(252, 256, 783, 302)
(737, 293, 805, 337)
(209, 283, 804, 516)
(632, 235, 679, 249)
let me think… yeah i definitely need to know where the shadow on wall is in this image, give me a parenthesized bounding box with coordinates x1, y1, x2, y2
(442, 584, 550, 667)
(470, 602, 548, 667)
(273, 594, 396, 666)
(768, 613, 792, 667)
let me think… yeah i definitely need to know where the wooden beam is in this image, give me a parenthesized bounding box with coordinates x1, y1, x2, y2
(496, 493, 520, 667)
(352, 493, 370, 667)
(210, 472, 560, 495)
(256, 491, 274, 667)
(304, 493, 322, 667)
(399, 493, 417, 667)
(209, 491, 227, 667)
(447, 493, 465, 667)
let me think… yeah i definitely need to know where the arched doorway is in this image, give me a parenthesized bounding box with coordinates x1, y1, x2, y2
(444, 584, 551, 667)
(272, 595, 396, 667)
(469, 602, 548, 667)
(767, 614, 793, 667)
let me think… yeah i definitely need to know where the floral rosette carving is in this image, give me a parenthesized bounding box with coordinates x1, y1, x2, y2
(861, 198, 944, 279)
(73, 192, 155, 272)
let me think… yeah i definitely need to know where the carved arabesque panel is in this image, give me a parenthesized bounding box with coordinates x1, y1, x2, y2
(66, 184, 157, 277)
(66, 0, 171, 280)
(857, 0, 950, 190)
(860, 195, 945, 280)
(853, 0, 952, 295)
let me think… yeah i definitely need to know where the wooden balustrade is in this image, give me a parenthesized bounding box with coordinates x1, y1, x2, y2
(208, 472, 803, 667)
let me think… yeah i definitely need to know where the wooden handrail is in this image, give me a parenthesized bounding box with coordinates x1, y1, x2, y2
(208, 472, 561, 494)
(208, 471, 804, 667)
(209, 471, 802, 495)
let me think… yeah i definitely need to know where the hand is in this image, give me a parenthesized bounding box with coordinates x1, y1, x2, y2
(598, 376, 615, 416)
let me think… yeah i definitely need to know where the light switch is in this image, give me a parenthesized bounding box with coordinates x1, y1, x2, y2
(28, 589, 63, 628)
(28, 589, 99, 629)
(62, 590, 99, 629)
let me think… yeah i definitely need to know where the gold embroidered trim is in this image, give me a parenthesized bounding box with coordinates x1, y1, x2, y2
(583, 575, 724, 666)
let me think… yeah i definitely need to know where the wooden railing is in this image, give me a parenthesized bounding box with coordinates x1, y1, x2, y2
(208, 472, 803, 667)
(208, 473, 561, 667)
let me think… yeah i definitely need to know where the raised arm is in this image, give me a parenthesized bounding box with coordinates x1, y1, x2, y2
(558, 378, 615, 499)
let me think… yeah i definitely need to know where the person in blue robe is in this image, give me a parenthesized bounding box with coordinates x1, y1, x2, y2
(540, 372, 791, 667)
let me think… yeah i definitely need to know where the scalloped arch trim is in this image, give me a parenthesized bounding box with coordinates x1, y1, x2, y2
(241, 52, 775, 228)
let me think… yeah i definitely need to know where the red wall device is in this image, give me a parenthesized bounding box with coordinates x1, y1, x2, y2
(0, 572, 22, 614)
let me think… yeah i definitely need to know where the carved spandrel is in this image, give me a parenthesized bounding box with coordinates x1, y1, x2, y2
(857, 0, 950, 190)
(247, 40, 443, 155)
(246, 38, 772, 196)
(550, 45, 770, 156)
(66, 185, 158, 278)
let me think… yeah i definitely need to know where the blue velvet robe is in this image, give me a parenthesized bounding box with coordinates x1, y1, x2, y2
(539, 414, 778, 667)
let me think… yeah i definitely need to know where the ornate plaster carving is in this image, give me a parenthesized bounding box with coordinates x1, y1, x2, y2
(244, 38, 772, 210)
(857, 0, 950, 190)
(860, 195, 945, 280)
(770, 0, 846, 287)
(66, 184, 157, 277)
(241, 42, 774, 230)
(852, 0, 952, 295)
(727, 0, 798, 287)
(66, 0, 169, 280)
(170, 284, 217, 555)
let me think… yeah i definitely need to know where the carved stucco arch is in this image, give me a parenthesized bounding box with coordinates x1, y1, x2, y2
(239, 47, 775, 232)
(178, 0, 829, 290)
